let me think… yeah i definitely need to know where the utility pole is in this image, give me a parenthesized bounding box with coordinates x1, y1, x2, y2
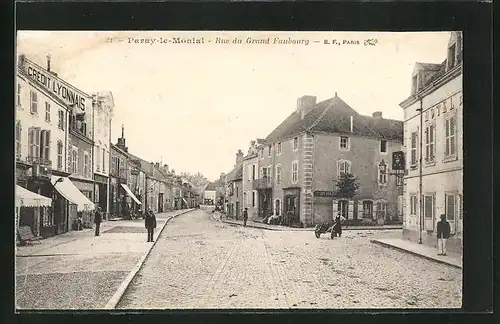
(417, 96, 423, 244)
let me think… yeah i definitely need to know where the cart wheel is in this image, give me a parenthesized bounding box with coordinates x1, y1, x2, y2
(315, 231, 320, 239)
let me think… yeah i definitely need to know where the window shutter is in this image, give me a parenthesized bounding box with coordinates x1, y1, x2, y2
(45, 130, 50, 162)
(357, 201, 363, 219)
(373, 202, 378, 219)
(34, 128, 41, 159)
(348, 200, 354, 219)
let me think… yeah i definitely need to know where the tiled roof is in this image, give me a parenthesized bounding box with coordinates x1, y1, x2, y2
(226, 164, 243, 181)
(264, 94, 403, 143)
(204, 183, 217, 191)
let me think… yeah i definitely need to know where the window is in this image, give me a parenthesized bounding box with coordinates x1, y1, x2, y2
(293, 137, 298, 150)
(424, 195, 434, 220)
(71, 147, 78, 174)
(252, 191, 255, 208)
(447, 43, 456, 70)
(102, 148, 105, 172)
(28, 127, 41, 160)
(45, 102, 51, 122)
(57, 141, 63, 170)
(378, 160, 387, 185)
(337, 160, 351, 178)
(292, 161, 298, 183)
(276, 164, 282, 185)
(277, 142, 282, 154)
(42, 209, 54, 227)
(268, 145, 272, 157)
(252, 164, 256, 180)
(340, 136, 349, 150)
(410, 132, 418, 165)
(410, 195, 418, 215)
(445, 193, 456, 221)
(380, 140, 387, 153)
(17, 83, 21, 106)
(96, 146, 101, 171)
(363, 201, 373, 218)
(30, 90, 37, 114)
(84, 152, 90, 177)
(425, 124, 435, 163)
(15, 121, 21, 159)
(376, 201, 388, 220)
(445, 116, 456, 158)
(40, 130, 50, 162)
(58, 110, 65, 130)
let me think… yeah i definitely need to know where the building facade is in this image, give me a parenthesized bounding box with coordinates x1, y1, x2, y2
(399, 32, 463, 253)
(16, 54, 95, 236)
(92, 91, 114, 216)
(225, 151, 244, 219)
(257, 93, 403, 226)
(241, 141, 261, 219)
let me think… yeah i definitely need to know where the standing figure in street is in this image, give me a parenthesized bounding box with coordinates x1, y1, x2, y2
(77, 212, 83, 231)
(436, 214, 451, 256)
(94, 207, 102, 236)
(332, 214, 342, 238)
(145, 209, 157, 242)
(243, 208, 248, 226)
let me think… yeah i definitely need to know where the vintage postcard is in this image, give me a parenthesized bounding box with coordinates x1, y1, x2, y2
(15, 31, 462, 310)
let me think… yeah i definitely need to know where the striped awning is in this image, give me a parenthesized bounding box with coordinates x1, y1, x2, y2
(120, 184, 142, 205)
(51, 176, 95, 212)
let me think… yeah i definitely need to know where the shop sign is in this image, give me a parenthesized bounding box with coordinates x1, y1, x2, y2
(21, 57, 91, 112)
(94, 174, 108, 184)
(314, 190, 335, 197)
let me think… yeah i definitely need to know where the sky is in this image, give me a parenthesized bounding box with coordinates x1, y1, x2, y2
(16, 31, 451, 181)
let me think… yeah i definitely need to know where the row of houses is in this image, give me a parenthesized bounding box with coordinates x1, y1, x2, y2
(15, 54, 200, 239)
(219, 32, 463, 253)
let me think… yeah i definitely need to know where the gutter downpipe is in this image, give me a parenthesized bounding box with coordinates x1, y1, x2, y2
(417, 95, 423, 244)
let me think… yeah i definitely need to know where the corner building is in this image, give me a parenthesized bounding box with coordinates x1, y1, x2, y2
(259, 93, 403, 226)
(399, 32, 463, 253)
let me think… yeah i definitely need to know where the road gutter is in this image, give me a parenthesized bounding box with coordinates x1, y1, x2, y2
(104, 209, 194, 309)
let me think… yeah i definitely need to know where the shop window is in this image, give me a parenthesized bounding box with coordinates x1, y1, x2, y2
(363, 201, 373, 218)
(42, 208, 54, 227)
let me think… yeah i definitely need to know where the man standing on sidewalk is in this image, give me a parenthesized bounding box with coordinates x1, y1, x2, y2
(94, 207, 102, 236)
(145, 209, 157, 242)
(436, 214, 451, 256)
(243, 208, 248, 226)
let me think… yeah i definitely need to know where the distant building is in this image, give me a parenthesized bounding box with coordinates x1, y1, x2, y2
(257, 93, 403, 226)
(225, 150, 244, 219)
(399, 32, 463, 253)
(241, 140, 262, 219)
(203, 183, 217, 205)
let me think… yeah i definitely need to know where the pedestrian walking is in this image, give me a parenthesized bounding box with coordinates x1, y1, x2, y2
(332, 214, 342, 238)
(145, 209, 157, 242)
(94, 207, 102, 236)
(77, 212, 83, 231)
(436, 214, 451, 256)
(243, 208, 248, 226)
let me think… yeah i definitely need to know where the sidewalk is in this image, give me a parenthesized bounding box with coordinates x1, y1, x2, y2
(219, 217, 402, 232)
(15, 209, 194, 309)
(371, 238, 462, 269)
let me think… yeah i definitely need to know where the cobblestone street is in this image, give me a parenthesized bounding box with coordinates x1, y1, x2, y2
(118, 209, 462, 309)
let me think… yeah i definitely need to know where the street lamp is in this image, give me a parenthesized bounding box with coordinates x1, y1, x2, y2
(416, 96, 423, 245)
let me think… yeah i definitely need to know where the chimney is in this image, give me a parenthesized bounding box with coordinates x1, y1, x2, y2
(236, 149, 244, 166)
(372, 111, 383, 119)
(155, 162, 160, 168)
(163, 164, 169, 173)
(350, 116, 354, 132)
(116, 124, 128, 152)
(297, 95, 317, 120)
(46, 54, 51, 72)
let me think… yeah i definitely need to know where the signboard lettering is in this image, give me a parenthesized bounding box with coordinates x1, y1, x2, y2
(24, 60, 90, 111)
(314, 191, 335, 197)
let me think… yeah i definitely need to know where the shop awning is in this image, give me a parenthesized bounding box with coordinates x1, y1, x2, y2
(51, 176, 95, 212)
(120, 184, 142, 205)
(182, 198, 188, 204)
(15, 185, 52, 208)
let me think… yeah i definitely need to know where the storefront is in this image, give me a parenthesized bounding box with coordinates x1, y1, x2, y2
(52, 176, 95, 230)
(120, 183, 142, 217)
(94, 173, 108, 217)
(15, 184, 53, 242)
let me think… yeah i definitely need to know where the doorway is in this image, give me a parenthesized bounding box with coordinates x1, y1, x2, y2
(284, 195, 298, 221)
(338, 200, 348, 219)
(158, 193, 164, 212)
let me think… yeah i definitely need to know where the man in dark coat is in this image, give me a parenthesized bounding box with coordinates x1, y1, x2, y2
(243, 208, 248, 226)
(145, 209, 157, 242)
(436, 214, 451, 256)
(94, 207, 102, 236)
(332, 214, 342, 238)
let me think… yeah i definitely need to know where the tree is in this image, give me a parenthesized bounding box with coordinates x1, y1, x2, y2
(180, 172, 210, 192)
(334, 173, 360, 199)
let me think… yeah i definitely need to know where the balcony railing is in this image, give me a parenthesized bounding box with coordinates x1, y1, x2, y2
(253, 176, 272, 190)
(25, 156, 52, 167)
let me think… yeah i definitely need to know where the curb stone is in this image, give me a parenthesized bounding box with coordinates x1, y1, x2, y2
(370, 239, 462, 269)
(104, 209, 195, 309)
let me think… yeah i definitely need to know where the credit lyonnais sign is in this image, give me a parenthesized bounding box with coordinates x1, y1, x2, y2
(23, 59, 90, 111)
(314, 191, 335, 197)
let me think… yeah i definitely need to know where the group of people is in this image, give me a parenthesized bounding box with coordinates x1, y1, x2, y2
(263, 210, 294, 226)
(93, 207, 157, 243)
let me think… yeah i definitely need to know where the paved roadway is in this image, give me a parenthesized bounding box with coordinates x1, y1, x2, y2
(117, 209, 462, 309)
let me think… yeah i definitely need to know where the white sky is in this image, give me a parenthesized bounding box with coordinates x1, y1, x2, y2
(17, 31, 451, 181)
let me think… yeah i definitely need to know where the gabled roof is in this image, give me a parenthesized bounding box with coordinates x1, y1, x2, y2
(204, 183, 217, 191)
(264, 94, 403, 143)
